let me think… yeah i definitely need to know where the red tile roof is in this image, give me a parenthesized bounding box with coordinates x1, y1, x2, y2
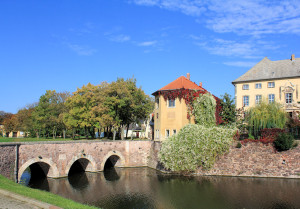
(159, 76, 204, 91)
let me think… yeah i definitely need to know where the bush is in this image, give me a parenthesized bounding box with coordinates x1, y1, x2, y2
(248, 133, 255, 140)
(236, 142, 242, 148)
(273, 133, 295, 151)
(260, 128, 286, 140)
(159, 124, 236, 172)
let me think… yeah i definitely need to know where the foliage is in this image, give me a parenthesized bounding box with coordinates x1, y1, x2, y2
(240, 137, 275, 145)
(0, 175, 97, 209)
(273, 133, 295, 151)
(220, 93, 236, 124)
(159, 124, 236, 172)
(192, 93, 216, 127)
(248, 133, 255, 140)
(247, 101, 287, 137)
(32, 90, 70, 138)
(236, 142, 242, 148)
(156, 89, 223, 125)
(260, 128, 286, 140)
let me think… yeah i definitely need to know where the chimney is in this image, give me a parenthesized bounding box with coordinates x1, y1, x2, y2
(199, 82, 202, 87)
(187, 73, 190, 80)
(291, 54, 295, 61)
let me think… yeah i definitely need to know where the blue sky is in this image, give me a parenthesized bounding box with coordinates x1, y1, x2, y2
(1, 0, 300, 113)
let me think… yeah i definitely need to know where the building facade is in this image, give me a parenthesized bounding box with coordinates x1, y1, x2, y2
(232, 55, 300, 114)
(152, 73, 206, 140)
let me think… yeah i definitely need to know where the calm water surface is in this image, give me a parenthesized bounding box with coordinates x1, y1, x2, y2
(22, 167, 300, 209)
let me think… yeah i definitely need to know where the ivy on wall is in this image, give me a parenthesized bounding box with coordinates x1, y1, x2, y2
(156, 88, 223, 125)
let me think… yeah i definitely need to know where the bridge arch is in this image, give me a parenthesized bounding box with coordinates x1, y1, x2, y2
(18, 158, 59, 181)
(101, 150, 126, 171)
(65, 154, 97, 176)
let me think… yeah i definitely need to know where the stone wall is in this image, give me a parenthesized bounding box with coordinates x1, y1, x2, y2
(0, 145, 16, 180)
(198, 142, 300, 178)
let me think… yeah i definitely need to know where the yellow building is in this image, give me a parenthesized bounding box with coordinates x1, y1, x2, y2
(232, 54, 300, 115)
(152, 73, 207, 140)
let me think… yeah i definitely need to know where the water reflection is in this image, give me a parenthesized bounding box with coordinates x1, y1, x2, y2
(23, 168, 300, 209)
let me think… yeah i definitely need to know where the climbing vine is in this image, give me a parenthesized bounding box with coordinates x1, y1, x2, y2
(156, 88, 223, 125)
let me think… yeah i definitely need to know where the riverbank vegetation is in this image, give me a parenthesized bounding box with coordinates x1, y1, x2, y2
(0, 77, 153, 140)
(0, 175, 98, 209)
(159, 93, 237, 172)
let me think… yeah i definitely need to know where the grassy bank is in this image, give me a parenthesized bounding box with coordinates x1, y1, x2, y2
(0, 136, 147, 143)
(0, 175, 98, 209)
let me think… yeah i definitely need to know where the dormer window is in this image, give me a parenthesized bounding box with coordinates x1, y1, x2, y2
(242, 84, 249, 90)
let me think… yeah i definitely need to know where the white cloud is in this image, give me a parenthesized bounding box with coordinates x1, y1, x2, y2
(223, 61, 257, 68)
(138, 41, 157, 46)
(206, 0, 300, 36)
(109, 34, 131, 42)
(131, 0, 300, 36)
(66, 43, 97, 56)
(198, 38, 258, 58)
(130, 0, 206, 16)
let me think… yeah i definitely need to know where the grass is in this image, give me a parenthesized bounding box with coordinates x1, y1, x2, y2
(0, 136, 148, 143)
(0, 175, 98, 209)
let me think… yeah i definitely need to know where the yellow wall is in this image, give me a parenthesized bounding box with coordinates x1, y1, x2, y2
(153, 95, 194, 140)
(234, 77, 300, 112)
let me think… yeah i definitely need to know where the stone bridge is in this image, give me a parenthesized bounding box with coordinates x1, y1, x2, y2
(0, 140, 161, 181)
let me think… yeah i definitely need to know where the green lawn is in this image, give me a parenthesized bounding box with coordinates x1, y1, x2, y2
(0, 175, 98, 209)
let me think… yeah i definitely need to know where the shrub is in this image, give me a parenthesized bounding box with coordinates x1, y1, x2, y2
(236, 142, 242, 148)
(193, 93, 216, 127)
(159, 124, 236, 172)
(260, 128, 286, 140)
(248, 133, 255, 140)
(273, 133, 295, 151)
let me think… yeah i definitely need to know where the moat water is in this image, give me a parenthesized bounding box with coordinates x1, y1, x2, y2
(21, 167, 300, 209)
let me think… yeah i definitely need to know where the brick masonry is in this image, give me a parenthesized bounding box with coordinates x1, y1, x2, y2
(1, 140, 300, 180)
(198, 142, 300, 178)
(0, 145, 16, 180)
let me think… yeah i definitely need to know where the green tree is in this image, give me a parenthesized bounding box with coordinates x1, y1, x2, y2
(247, 100, 287, 137)
(64, 83, 100, 139)
(32, 90, 70, 139)
(220, 93, 236, 124)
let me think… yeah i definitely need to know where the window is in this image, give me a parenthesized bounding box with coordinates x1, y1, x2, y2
(166, 129, 170, 138)
(268, 82, 275, 88)
(255, 83, 262, 89)
(268, 94, 275, 103)
(155, 130, 160, 139)
(173, 129, 177, 135)
(286, 93, 293, 104)
(243, 96, 249, 107)
(168, 99, 175, 107)
(255, 95, 262, 105)
(242, 84, 249, 90)
(155, 98, 159, 109)
(156, 113, 158, 119)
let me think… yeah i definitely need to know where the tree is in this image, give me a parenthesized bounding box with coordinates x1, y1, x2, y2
(64, 83, 100, 139)
(192, 93, 216, 127)
(220, 93, 236, 124)
(247, 100, 287, 137)
(32, 90, 70, 139)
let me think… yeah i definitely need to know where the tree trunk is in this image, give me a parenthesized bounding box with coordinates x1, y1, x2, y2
(121, 125, 124, 140)
(126, 123, 129, 139)
(63, 129, 66, 140)
(53, 127, 55, 139)
(113, 129, 116, 141)
(85, 125, 88, 139)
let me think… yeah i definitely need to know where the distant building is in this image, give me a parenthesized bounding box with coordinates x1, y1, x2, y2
(232, 54, 300, 115)
(152, 73, 210, 140)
